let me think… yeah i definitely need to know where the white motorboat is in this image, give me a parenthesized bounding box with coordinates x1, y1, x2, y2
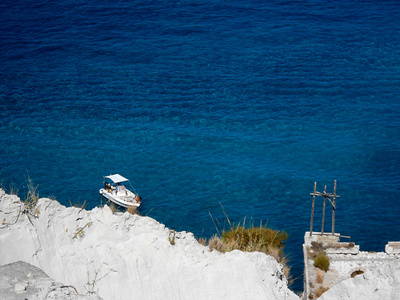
(99, 174, 141, 208)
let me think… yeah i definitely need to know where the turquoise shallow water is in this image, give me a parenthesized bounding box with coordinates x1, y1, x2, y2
(1, 0, 400, 291)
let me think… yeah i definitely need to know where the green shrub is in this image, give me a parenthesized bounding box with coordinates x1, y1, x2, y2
(314, 252, 330, 271)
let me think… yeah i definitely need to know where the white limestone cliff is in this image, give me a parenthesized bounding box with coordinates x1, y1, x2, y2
(318, 259, 400, 300)
(0, 261, 102, 300)
(0, 189, 298, 300)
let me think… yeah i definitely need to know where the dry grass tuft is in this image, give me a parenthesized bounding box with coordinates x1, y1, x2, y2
(127, 205, 140, 215)
(168, 230, 176, 245)
(268, 247, 281, 261)
(221, 222, 288, 253)
(222, 222, 291, 283)
(208, 234, 226, 252)
(279, 255, 292, 283)
(307, 241, 325, 259)
(198, 237, 207, 246)
(316, 286, 329, 297)
(9, 186, 18, 196)
(23, 176, 40, 218)
(109, 202, 117, 214)
(316, 270, 324, 284)
(197, 217, 291, 284)
(69, 200, 86, 210)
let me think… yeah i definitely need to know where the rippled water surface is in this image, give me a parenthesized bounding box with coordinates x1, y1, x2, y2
(1, 0, 400, 291)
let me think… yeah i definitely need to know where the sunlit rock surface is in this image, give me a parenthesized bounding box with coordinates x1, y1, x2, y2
(0, 261, 101, 300)
(0, 189, 297, 300)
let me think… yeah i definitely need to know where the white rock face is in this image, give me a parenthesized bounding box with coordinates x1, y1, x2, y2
(0, 190, 298, 300)
(0, 261, 102, 300)
(318, 260, 400, 300)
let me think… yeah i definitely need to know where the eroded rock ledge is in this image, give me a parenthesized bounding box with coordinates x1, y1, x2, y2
(0, 189, 297, 300)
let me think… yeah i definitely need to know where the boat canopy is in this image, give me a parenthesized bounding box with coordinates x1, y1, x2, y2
(104, 174, 129, 184)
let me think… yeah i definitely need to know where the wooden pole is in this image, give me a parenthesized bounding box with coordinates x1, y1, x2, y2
(310, 181, 317, 236)
(321, 185, 327, 235)
(332, 180, 337, 235)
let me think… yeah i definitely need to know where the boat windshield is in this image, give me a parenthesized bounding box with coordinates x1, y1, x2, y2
(118, 185, 127, 192)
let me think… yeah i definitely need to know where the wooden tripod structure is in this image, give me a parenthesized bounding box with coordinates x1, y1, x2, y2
(309, 180, 340, 236)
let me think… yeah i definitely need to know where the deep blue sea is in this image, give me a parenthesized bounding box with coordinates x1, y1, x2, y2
(1, 0, 400, 291)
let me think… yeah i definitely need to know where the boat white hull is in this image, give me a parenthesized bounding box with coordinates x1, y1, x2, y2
(99, 188, 141, 208)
